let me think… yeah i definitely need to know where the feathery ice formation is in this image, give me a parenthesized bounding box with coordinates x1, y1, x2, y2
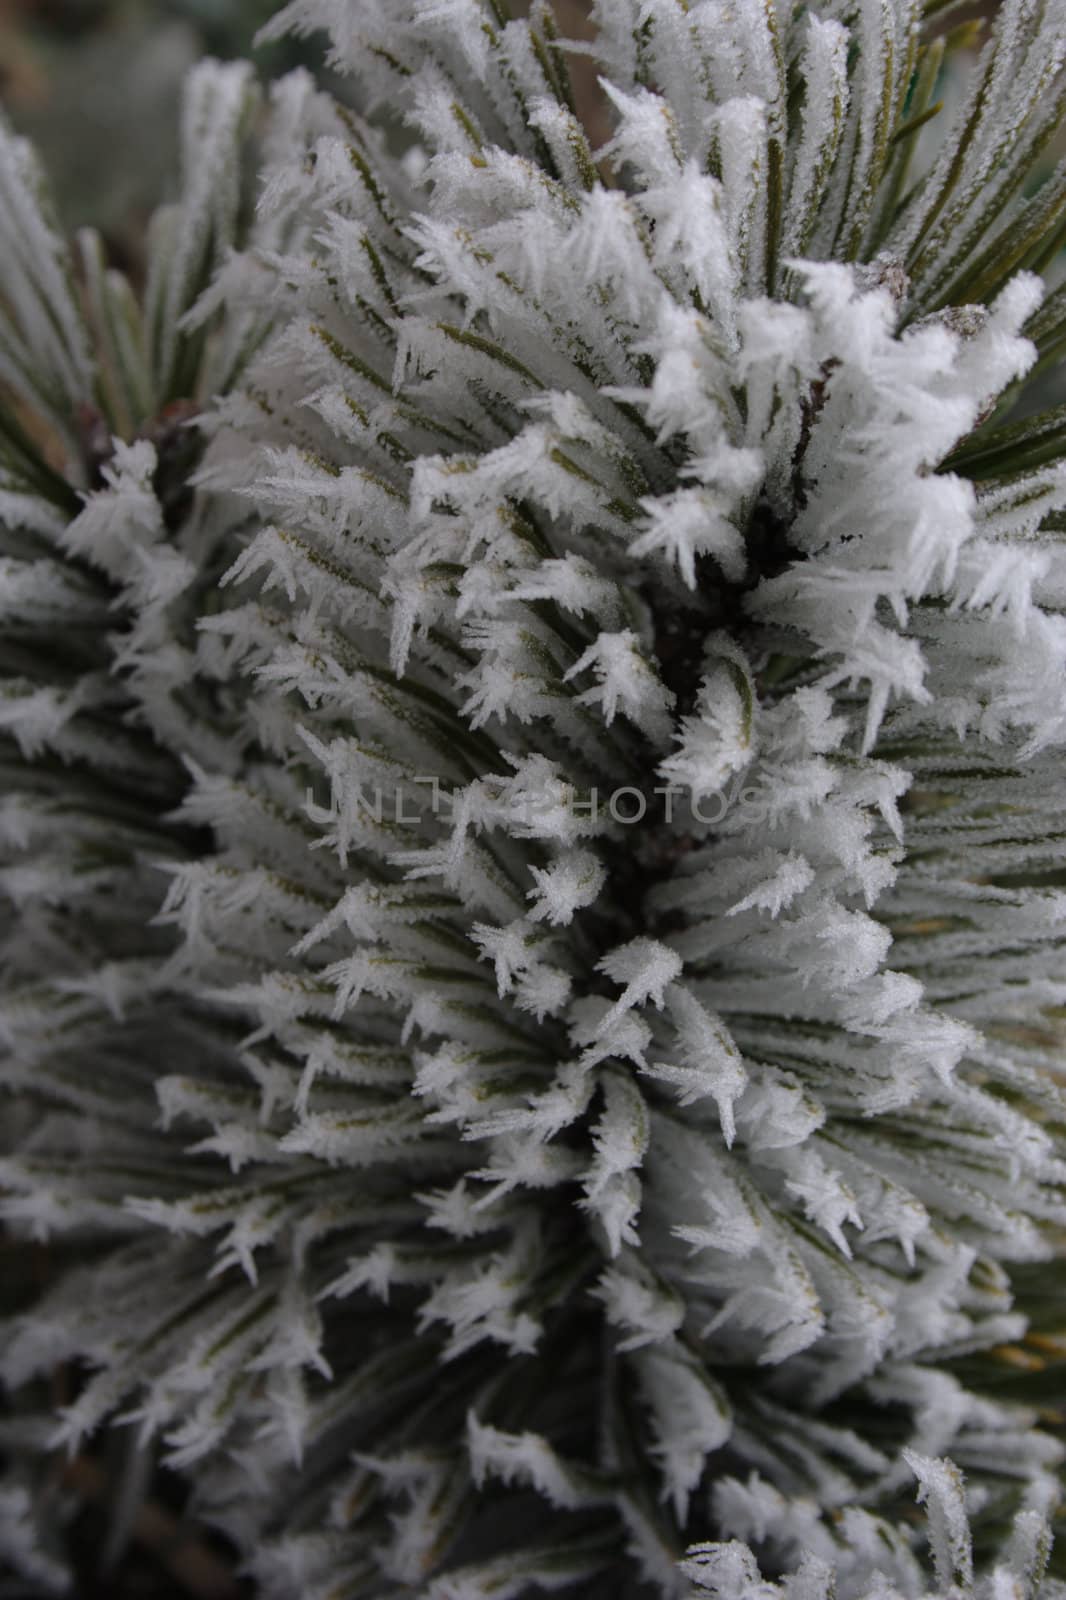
(3, 2, 1066, 1595)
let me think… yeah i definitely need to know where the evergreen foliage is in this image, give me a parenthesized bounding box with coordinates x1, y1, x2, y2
(3, 3, 1066, 1595)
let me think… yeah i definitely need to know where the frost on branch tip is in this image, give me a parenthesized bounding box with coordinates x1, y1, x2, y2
(4, 0, 1066, 1596)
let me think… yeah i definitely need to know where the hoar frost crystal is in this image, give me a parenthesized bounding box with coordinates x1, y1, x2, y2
(3, 1, 1066, 1596)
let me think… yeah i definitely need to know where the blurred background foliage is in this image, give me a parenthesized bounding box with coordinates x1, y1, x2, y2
(0, 0, 325, 274)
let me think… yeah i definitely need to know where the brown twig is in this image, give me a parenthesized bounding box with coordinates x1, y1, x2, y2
(59, 1456, 243, 1600)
